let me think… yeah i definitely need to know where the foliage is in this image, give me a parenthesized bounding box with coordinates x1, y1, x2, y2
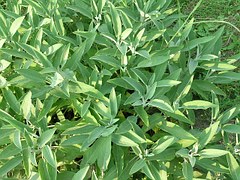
(180, 0, 240, 57)
(0, 0, 240, 179)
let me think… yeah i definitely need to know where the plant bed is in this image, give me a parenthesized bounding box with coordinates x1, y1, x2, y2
(0, 0, 240, 179)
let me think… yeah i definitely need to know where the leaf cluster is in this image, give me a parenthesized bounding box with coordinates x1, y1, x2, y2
(0, 0, 240, 179)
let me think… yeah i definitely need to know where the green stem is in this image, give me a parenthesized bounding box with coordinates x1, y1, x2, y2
(167, 0, 203, 46)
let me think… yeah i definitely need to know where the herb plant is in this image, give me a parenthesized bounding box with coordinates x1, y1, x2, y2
(0, 0, 240, 179)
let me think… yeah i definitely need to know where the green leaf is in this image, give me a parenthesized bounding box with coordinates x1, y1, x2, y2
(183, 36, 215, 51)
(0, 48, 32, 59)
(24, 0, 47, 16)
(0, 156, 22, 177)
(198, 121, 220, 149)
(81, 126, 106, 150)
(62, 124, 97, 135)
(17, 42, 53, 67)
(181, 18, 194, 41)
(47, 159, 57, 180)
(202, 27, 225, 54)
(122, 77, 145, 95)
(109, 2, 122, 39)
(0, 144, 21, 159)
(22, 146, 31, 177)
(17, 69, 45, 83)
(197, 158, 229, 173)
(165, 110, 193, 125)
(120, 9, 133, 28)
(222, 124, 240, 134)
(0, 59, 11, 72)
(188, 59, 198, 74)
(76, 81, 108, 103)
(198, 54, 218, 61)
(192, 80, 226, 96)
(160, 121, 196, 145)
(21, 91, 32, 120)
(211, 91, 220, 120)
(38, 96, 55, 121)
(182, 161, 193, 180)
(34, 28, 43, 50)
(199, 149, 228, 158)
(210, 72, 240, 83)
(0, 75, 7, 88)
(97, 0, 107, 13)
(109, 88, 118, 117)
(121, 28, 132, 40)
(67, 5, 92, 19)
(201, 62, 236, 71)
(49, 72, 64, 88)
(143, 29, 166, 42)
(142, 163, 155, 180)
(2, 87, 21, 114)
(175, 75, 194, 102)
(0, 12, 7, 36)
(56, 44, 70, 68)
(218, 105, 240, 124)
(108, 78, 134, 90)
(226, 153, 240, 180)
(137, 55, 170, 68)
(96, 136, 112, 170)
(42, 145, 57, 168)
(0, 109, 31, 132)
(145, 82, 157, 100)
(112, 134, 138, 147)
(152, 136, 177, 154)
(10, 16, 25, 37)
(72, 165, 90, 180)
(182, 100, 217, 110)
(129, 159, 146, 175)
(54, 9, 65, 36)
(134, 106, 149, 127)
(116, 120, 132, 134)
(136, 50, 151, 59)
(91, 55, 121, 68)
(102, 125, 117, 137)
(38, 128, 56, 148)
(24, 129, 34, 147)
(13, 130, 22, 150)
(135, 28, 145, 47)
(65, 42, 86, 69)
(61, 134, 88, 146)
(81, 101, 91, 117)
(124, 130, 146, 144)
(38, 159, 50, 180)
(148, 99, 174, 113)
(156, 80, 181, 87)
(44, 43, 63, 56)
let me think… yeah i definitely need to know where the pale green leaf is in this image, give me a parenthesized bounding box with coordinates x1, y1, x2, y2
(148, 99, 174, 113)
(38, 128, 56, 148)
(0, 156, 22, 176)
(112, 134, 138, 147)
(182, 161, 193, 180)
(182, 100, 217, 110)
(72, 165, 90, 180)
(129, 159, 146, 175)
(2, 87, 21, 114)
(198, 121, 220, 149)
(21, 91, 32, 120)
(226, 153, 240, 180)
(10, 16, 25, 37)
(199, 149, 228, 158)
(42, 145, 57, 168)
